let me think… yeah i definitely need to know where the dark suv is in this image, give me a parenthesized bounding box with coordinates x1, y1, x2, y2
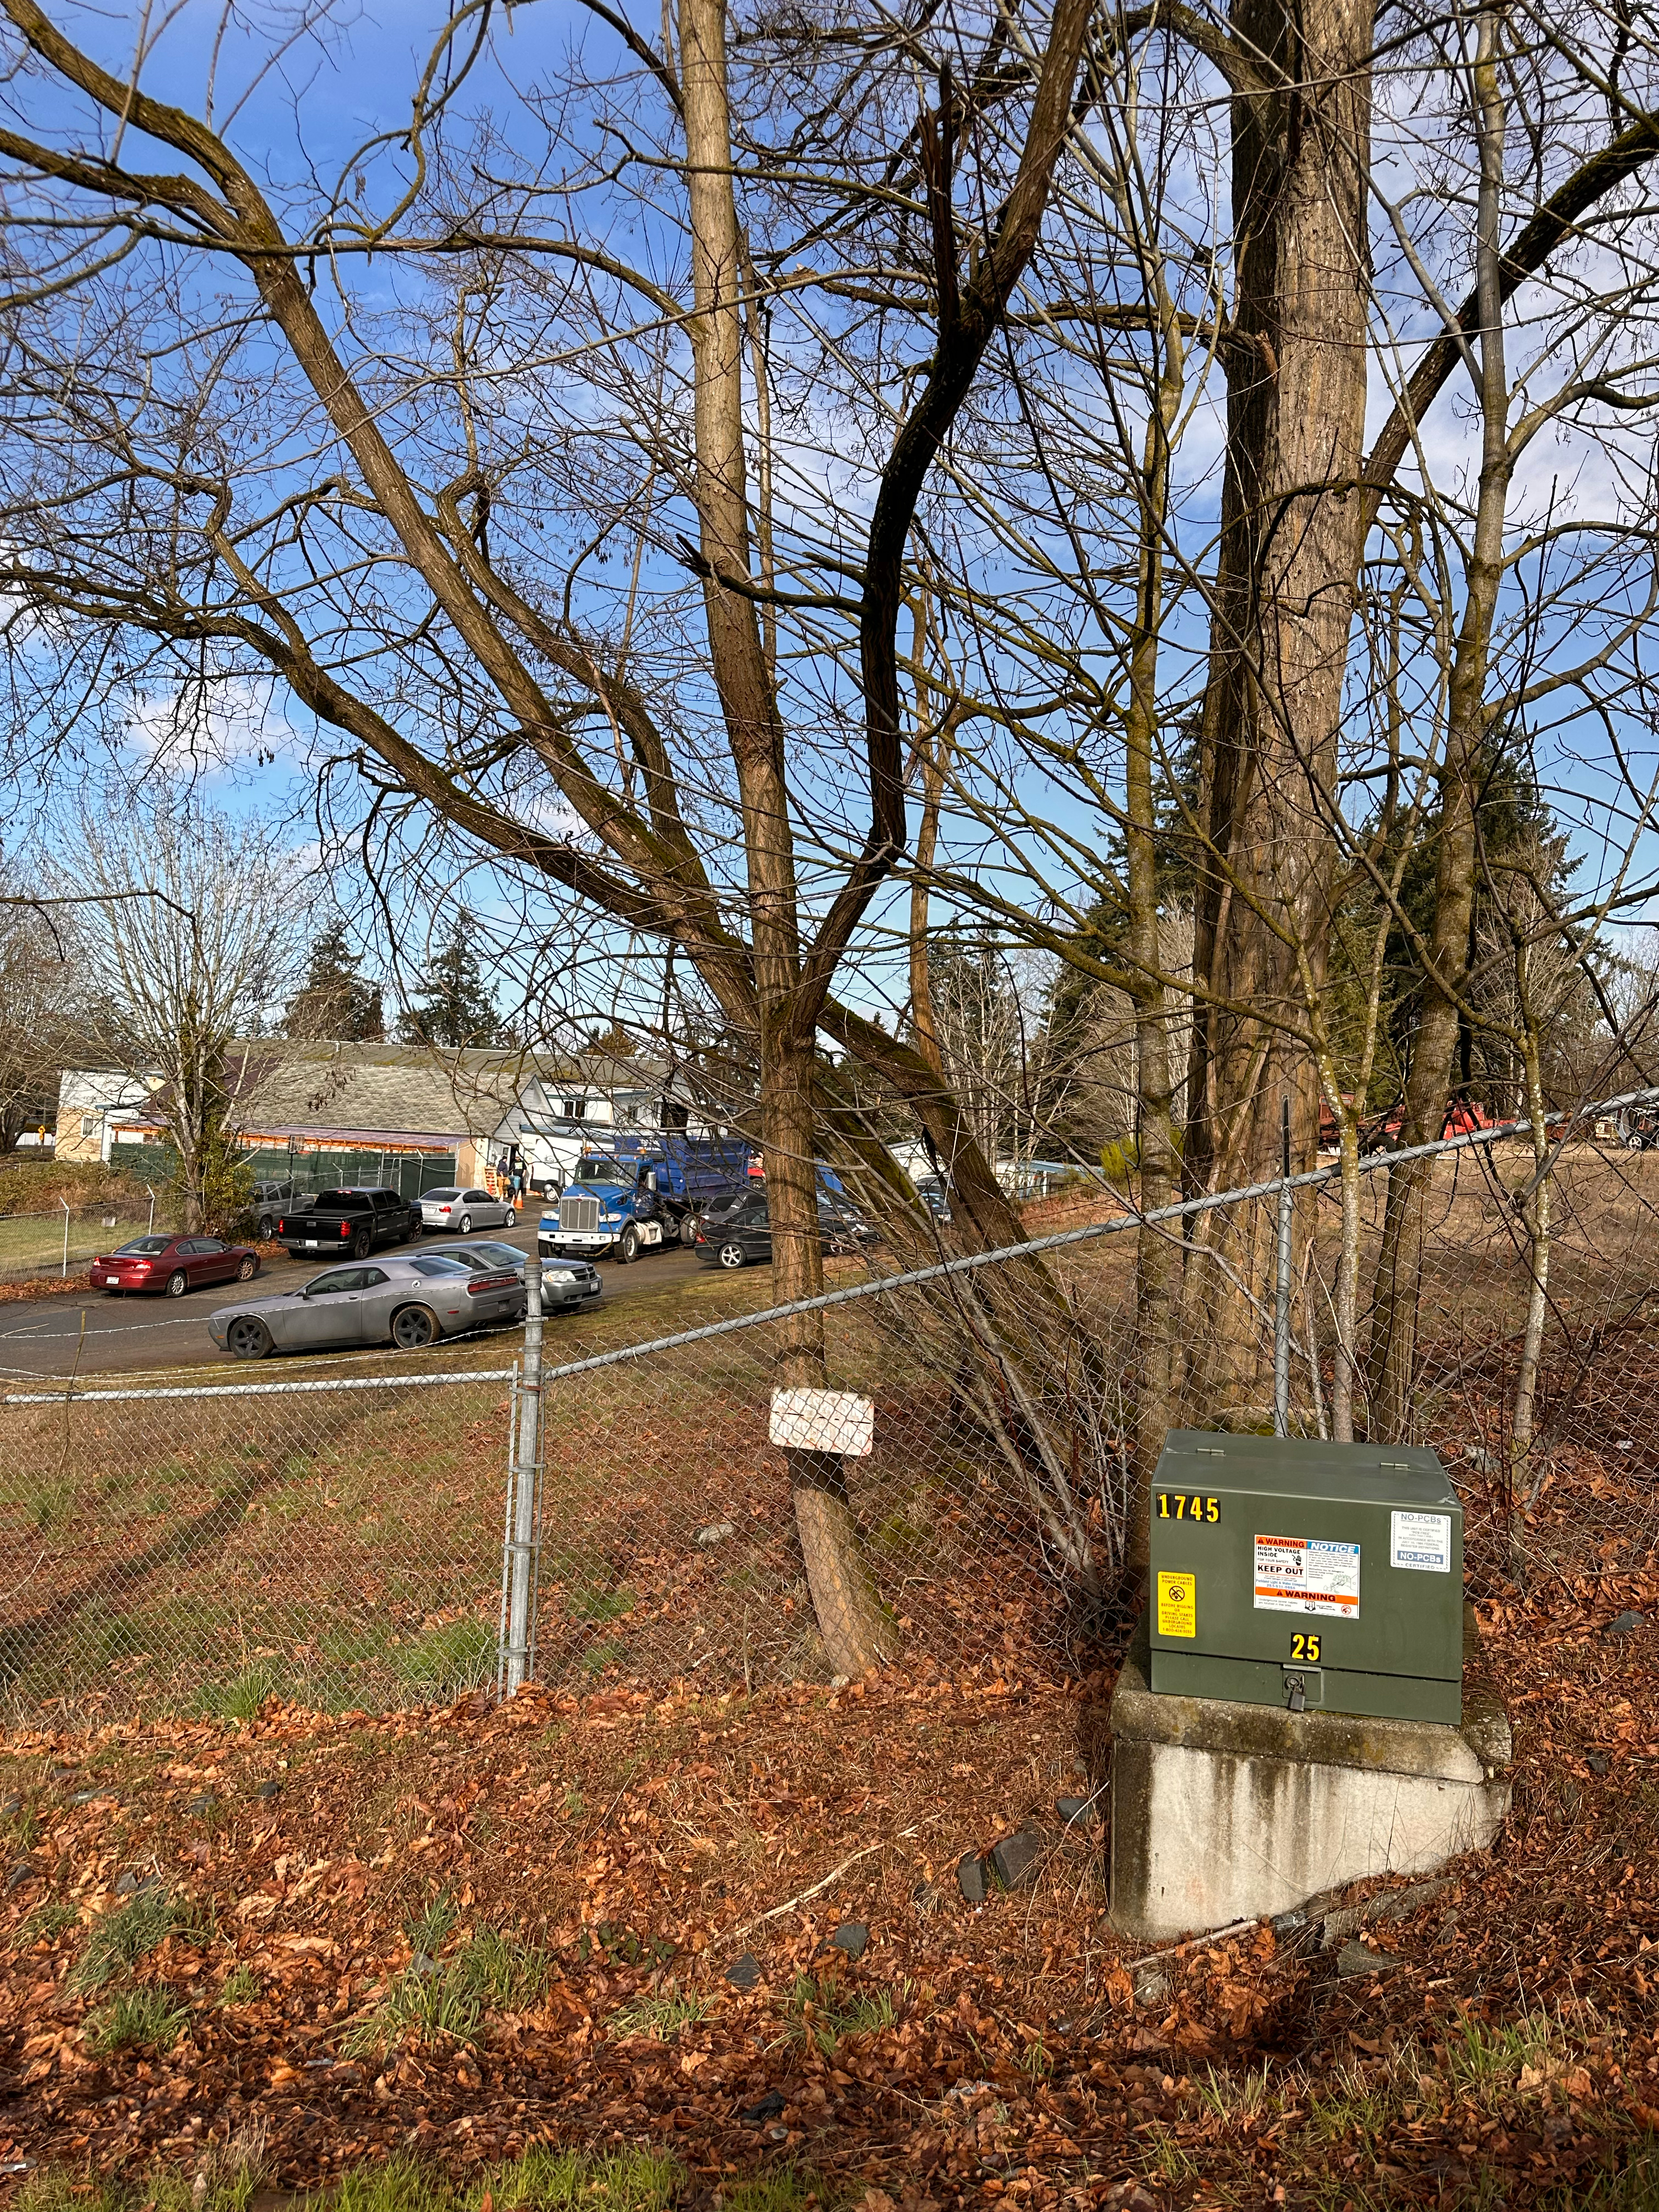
(273, 1186, 420, 1260)
(695, 1190, 873, 1269)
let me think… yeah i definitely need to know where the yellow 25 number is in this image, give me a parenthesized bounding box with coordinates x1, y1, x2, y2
(1290, 1632, 1322, 1664)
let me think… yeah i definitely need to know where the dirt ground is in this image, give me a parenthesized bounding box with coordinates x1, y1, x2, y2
(1, 1554, 1656, 2210)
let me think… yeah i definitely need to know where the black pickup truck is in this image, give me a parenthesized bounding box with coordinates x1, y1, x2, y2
(274, 1186, 420, 1261)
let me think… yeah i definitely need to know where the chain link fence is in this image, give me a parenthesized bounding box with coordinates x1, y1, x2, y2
(0, 1366, 516, 1719)
(1, 1094, 1656, 1722)
(0, 1196, 170, 1283)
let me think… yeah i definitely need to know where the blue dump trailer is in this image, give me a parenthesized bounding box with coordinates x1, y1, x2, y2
(538, 1133, 759, 1264)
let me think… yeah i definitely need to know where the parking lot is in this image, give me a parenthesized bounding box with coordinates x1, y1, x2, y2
(0, 1219, 707, 1381)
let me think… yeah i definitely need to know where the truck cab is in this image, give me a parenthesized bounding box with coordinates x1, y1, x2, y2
(538, 1150, 682, 1264)
(539, 1132, 760, 1263)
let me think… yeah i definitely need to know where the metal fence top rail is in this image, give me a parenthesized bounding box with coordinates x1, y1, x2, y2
(2, 1367, 516, 1407)
(526, 1081, 1659, 1385)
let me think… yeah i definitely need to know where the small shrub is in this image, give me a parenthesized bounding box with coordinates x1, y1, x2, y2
(87, 1985, 190, 2052)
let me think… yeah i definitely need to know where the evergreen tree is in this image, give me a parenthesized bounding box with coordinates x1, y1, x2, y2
(285, 923, 385, 1041)
(398, 910, 500, 1047)
(1327, 733, 1585, 1113)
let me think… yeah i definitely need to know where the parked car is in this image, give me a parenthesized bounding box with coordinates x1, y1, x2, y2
(209, 1252, 524, 1359)
(424, 1239, 603, 1313)
(274, 1187, 419, 1259)
(250, 1180, 315, 1240)
(694, 1192, 874, 1269)
(92, 1233, 261, 1298)
(914, 1177, 953, 1224)
(418, 1185, 517, 1233)
(1358, 1098, 1494, 1156)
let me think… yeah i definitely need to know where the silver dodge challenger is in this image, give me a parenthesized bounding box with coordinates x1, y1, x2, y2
(208, 1253, 526, 1360)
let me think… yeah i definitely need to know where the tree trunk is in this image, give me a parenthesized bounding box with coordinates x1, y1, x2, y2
(1366, 8, 1511, 1440)
(680, 0, 888, 1677)
(1183, 0, 1374, 1414)
(1124, 330, 1181, 1572)
(1511, 971, 1550, 1505)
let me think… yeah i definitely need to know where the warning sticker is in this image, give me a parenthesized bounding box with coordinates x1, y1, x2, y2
(1254, 1534, 1361, 1620)
(1156, 1570, 1197, 1639)
(1391, 1509, 1453, 1572)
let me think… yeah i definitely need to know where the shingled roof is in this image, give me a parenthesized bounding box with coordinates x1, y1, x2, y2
(221, 1042, 563, 1144)
(104, 1039, 684, 1144)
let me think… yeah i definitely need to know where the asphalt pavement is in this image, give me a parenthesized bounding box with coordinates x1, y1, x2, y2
(0, 1222, 709, 1383)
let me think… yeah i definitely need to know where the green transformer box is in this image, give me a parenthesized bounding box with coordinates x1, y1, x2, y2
(1148, 1430, 1464, 1724)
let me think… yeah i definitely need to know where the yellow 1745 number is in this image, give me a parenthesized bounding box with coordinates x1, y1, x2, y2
(1156, 1492, 1220, 1522)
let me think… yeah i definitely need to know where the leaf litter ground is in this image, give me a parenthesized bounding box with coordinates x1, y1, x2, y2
(2, 1575, 1658, 2210)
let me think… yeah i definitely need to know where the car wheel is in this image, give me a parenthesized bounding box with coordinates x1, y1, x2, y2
(165, 1269, 188, 1298)
(237, 1255, 258, 1281)
(618, 1223, 641, 1263)
(227, 1315, 272, 1361)
(679, 1215, 698, 1247)
(392, 1304, 438, 1350)
(1627, 1132, 1647, 1150)
(351, 1228, 373, 1260)
(258, 1215, 274, 1239)
(504, 1207, 516, 1228)
(716, 1240, 747, 1269)
(459, 1213, 473, 1234)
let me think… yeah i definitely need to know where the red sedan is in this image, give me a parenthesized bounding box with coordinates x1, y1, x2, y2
(92, 1234, 261, 1298)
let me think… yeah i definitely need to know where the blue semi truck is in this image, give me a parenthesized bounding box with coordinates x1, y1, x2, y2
(538, 1133, 759, 1264)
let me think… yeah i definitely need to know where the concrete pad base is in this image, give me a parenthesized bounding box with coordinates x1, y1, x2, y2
(1108, 1613, 1511, 1943)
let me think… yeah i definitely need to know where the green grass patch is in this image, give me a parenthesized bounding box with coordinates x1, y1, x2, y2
(217, 1962, 259, 2007)
(87, 1985, 191, 2052)
(388, 1617, 495, 1693)
(192, 1664, 285, 1723)
(14, 2146, 834, 2212)
(607, 1990, 712, 2042)
(16, 1897, 78, 1946)
(779, 1971, 896, 2055)
(568, 1583, 636, 1625)
(1442, 2010, 1565, 2104)
(72, 1884, 200, 1991)
(472, 2148, 682, 2212)
(3, 1476, 75, 1532)
(343, 1922, 551, 2057)
(720, 2175, 828, 2212)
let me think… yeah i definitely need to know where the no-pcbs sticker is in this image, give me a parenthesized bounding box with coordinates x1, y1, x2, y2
(1391, 1510, 1453, 1571)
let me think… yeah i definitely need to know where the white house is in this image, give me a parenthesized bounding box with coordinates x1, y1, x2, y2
(53, 1069, 163, 1164)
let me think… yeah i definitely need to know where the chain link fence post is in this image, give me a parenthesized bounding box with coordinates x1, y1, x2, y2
(1274, 1096, 1292, 1436)
(499, 1254, 544, 1694)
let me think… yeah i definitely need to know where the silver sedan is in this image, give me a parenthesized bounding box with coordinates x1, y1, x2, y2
(424, 1240, 603, 1311)
(417, 1186, 517, 1233)
(208, 1254, 526, 1361)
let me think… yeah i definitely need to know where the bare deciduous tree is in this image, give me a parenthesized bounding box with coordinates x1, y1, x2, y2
(65, 800, 301, 1228)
